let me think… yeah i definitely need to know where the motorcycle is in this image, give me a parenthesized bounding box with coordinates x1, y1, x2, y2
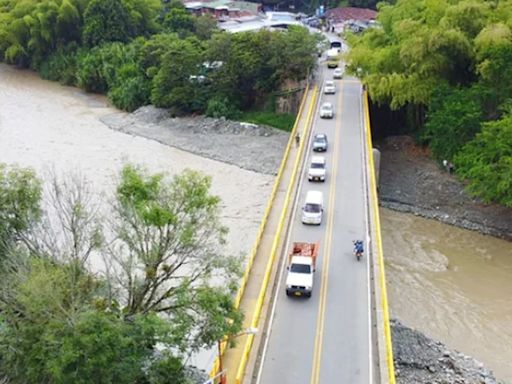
(353, 240, 364, 261)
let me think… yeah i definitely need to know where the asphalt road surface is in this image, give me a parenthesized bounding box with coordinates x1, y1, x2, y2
(255, 65, 372, 384)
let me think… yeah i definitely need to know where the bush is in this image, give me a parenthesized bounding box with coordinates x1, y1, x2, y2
(76, 47, 109, 93)
(108, 62, 150, 112)
(38, 44, 80, 86)
(205, 97, 240, 119)
(455, 114, 512, 207)
(422, 84, 483, 161)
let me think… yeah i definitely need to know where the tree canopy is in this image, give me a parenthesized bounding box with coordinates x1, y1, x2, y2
(0, 163, 243, 382)
(347, 0, 512, 206)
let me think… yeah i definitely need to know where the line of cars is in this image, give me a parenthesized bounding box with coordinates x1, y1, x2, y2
(285, 64, 343, 298)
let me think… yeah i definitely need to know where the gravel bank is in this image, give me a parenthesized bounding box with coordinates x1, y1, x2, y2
(100, 106, 290, 175)
(392, 320, 497, 384)
(378, 136, 512, 240)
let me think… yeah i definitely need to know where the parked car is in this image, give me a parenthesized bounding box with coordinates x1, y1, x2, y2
(324, 80, 336, 94)
(319, 102, 333, 119)
(333, 68, 343, 79)
(312, 133, 328, 152)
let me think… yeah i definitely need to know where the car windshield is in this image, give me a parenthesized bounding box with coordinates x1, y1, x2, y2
(290, 263, 311, 273)
(304, 203, 321, 213)
(310, 163, 324, 169)
(321, 106, 331, 111)
(326, 82, 334, 86)
(314, 138, 326, 144)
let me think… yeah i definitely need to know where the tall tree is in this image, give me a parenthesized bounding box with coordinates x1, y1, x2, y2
(0, 164, 41, 261)
(106, 165, 242, 351)
(455, 113, 512, 207)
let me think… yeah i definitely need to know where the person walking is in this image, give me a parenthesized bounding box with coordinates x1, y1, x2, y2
(295, 132, 300, 148)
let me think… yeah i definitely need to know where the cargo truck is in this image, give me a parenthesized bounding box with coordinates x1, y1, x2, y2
(285, 242, 319, 298)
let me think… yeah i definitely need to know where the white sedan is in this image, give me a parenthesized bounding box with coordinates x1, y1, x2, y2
(323, 80, 336, 94)
(319, 102, 334, 119)
(333, 68, 344, 79)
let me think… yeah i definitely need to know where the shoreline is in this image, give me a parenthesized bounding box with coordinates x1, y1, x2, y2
(377, 136, 512, 241)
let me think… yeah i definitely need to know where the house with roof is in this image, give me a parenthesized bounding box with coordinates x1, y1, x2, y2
(324, 7, 378, 33)
(183, 0, 262, 19)
(218, 11, 303, 33)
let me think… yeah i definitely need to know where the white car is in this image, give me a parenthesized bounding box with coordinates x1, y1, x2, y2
(333, 68, 343, 79)
(319, 102, 333, 119)
(324, 80, 336, 94)
(308, 156, 326, 182)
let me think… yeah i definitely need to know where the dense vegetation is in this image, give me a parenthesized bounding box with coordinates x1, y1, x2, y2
(347, 0, 512, 207)
(0, 163, 241, 383)
(0, 0, 319, 120)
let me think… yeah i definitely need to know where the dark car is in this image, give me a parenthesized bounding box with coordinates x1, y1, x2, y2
(312, 133, 328, 152)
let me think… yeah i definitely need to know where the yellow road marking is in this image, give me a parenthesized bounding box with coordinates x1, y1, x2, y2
(310, 84, 344, 384)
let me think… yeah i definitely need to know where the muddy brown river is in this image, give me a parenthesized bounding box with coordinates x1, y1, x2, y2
(382, 208, 512, 381)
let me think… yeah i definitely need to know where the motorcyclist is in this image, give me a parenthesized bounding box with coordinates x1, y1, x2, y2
(354, 240, 364, 257)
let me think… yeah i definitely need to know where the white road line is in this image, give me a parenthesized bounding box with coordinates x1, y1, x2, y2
(254, 90, 321, 384)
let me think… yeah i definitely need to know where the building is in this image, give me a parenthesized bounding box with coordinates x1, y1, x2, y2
(218, 11, 303, 33)
(324, 7, 378, 33)
(183, 0, 262, 19)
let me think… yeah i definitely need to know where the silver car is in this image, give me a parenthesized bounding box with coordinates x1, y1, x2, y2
(313, 134, 328, 152)
(324, 80, 336, 94)
(333, 68, 344, 79)
(319, 102, 333, 119)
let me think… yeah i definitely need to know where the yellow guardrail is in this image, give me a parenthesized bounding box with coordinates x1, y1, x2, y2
(209, 83, 310, 379)
(363, 90, 396, 384)
(235, 86, 318, 384)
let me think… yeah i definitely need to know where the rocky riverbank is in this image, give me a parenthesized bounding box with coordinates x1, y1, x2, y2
(392, 319, 497, 384)
(377, 136, 512, 241)
(100, 106, 289, 176)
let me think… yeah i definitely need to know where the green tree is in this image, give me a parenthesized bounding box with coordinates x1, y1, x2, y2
(0, 164, 41, 260)
(455, 113, 512, 206)
(108, 165, 243, 351)
(347, 0, 480, 108)
(82, 0, 132, 46)
(0, 0, 82, 68)
(163, 0, 195, 38)
(0, 258, 185, 384)
(422, 84, 483, 161)
(194, 14, 218, 40)
(474, 23, 512, 117)
(150, 37, 206, 113)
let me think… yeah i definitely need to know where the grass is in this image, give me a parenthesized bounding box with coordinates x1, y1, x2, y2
(239, 111, 296, 132)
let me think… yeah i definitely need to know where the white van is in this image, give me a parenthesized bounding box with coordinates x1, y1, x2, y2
(301, 191, 324, 225)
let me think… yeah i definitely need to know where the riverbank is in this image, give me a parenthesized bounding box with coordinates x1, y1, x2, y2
(377, 135, 512, 241)
(392, 319, 497, 384)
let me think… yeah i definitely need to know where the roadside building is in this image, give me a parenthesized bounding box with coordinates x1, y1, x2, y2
(324, 7, 378, 33)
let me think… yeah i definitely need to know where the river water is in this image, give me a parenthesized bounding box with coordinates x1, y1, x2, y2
(382, 208, 512, 381)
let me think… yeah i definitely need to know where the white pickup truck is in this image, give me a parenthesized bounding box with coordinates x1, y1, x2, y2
(285, 242, 319, 298)
(308, 156, 326, 182)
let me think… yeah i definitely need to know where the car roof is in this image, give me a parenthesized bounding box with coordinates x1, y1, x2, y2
(314, 133, 327, 139)
(311, 156, 326, 163)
